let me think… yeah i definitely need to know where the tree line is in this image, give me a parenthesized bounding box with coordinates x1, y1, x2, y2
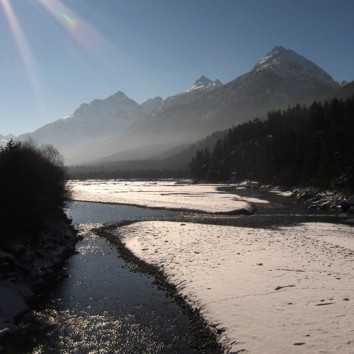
(69, 164, 189, 180)
(189, 96, 354, 191)
(0, 140, 70, 247)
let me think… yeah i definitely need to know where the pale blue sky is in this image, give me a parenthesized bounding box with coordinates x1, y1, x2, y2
(1, 0, 354, 135)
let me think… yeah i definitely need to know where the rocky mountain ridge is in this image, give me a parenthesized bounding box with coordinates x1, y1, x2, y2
(18, 46, 346, 164)
(252, 46, 338, 88)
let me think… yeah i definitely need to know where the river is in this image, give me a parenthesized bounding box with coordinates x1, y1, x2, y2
(6, 189, 349, 353)
(8, 202, 205, 353)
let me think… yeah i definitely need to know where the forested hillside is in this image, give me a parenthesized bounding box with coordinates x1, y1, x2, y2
(190, 96, 354, 191)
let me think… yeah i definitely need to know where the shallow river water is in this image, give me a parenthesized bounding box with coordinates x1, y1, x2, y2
(13, 202, 201, 353)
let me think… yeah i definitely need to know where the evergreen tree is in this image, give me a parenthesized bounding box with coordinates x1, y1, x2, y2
(189, 96, 354, 191)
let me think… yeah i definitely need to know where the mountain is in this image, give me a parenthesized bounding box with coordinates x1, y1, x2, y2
(335, 80, 354, 99)
(18, 91, 143, 158)
(0, 134, 16, 140)
(0, 138, 8, 148)
(0, 134, 16, 147)
(340, 80, 349, 87)
(187, 76, 223, 92)
(189, 45, 341, 129)
(140, 97, 163, 115)
(19, 46, 342, 164)
(252, 46, 338, 88)
(87, 46, 340, 164)
(157, 76, 223, 111)
(134, 46, 340, 137)
(69, 76, 224, 164)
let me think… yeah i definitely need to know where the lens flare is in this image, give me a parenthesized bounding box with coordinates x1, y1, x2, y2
(0, 0, 45, 116)
(2, 0, 158, 111)
(36, 0, 106, 54)
(61, 12, 79, 30)
(35, 0, 151, 84)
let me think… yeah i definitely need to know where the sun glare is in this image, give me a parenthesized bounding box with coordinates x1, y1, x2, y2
(35, 0, 154, 88)
(1, 0, 44, 113)
(2, 0, 154, 110)
(36, 0, 107, 55)
(61, 12, 79, 30)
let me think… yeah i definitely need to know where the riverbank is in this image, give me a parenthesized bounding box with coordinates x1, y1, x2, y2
(95, 221, 225, 353)
(68, 180, 257, 215)
(217, 180, 351, 213)
(103, 216, 354, 353)
(87, 179, 354, 353)
(6, 179, 351, 353)
(259, 184, 349, 211)
(69, 179, 354, 217)
(0, 214, 79, 350)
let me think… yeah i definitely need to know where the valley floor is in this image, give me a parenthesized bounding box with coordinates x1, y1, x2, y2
(70, 180, 354, 353)
(119, 221, 354, 353)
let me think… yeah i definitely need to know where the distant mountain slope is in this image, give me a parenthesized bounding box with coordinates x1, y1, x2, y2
(0, 134, 16, 147)
(335, 80, 354, 99)
(18, 91, 144, 156)
(140, 97, 163, 115)
(252, 46, 338, 88)
(53, 75, 224, 164)
(0, 138, 8, 148)
(69, 46, 339, 164)
(19, 46, 341, 164)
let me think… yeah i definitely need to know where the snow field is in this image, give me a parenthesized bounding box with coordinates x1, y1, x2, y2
(69, 180, 268, 214)
(119, 221, 354, 353)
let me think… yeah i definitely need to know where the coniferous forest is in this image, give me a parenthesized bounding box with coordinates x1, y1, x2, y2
(189, 96, 354, 191)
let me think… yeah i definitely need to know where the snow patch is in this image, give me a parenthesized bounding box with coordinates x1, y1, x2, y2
(253, 46, 339, 89)
(186, 76, 223, 93)
(69, 180, 260, 214)
(120, 221, 354, 353)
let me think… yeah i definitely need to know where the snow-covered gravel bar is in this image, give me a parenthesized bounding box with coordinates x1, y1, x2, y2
(69, 180, 268, 214)
(119, 221, 354, 353)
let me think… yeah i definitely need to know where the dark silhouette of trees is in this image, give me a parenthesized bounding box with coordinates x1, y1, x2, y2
(190, 148, 210, 180)
(190, 96, 354, 191)
(0, 140, 70, 246)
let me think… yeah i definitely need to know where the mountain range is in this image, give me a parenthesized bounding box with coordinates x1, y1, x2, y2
(0, 134, 16, 148)
(16, 46, 351, 165)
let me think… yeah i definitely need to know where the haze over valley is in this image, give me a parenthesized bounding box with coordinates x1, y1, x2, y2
(13, 46, 351, 165)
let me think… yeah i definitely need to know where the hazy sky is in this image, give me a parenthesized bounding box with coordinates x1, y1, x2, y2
(1, 0, 354, 135)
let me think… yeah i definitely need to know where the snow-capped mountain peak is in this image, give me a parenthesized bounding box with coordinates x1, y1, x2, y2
(161, 76, 223, 111)
(252, 46, 339, 88)
(187, 75, 223, 92)
(66, 90, 139, 120)
(340, 80, 349, 87)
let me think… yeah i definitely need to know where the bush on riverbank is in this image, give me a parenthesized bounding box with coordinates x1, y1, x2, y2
(0, 140, 71, 247)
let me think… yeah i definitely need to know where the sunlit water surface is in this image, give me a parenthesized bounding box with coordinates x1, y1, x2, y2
(19, 202, 198, 353)
(67, 200, 177, 224)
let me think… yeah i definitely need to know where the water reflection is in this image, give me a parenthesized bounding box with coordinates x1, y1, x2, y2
(66, 201, 176, 224)
(18, 204, 197, 353)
